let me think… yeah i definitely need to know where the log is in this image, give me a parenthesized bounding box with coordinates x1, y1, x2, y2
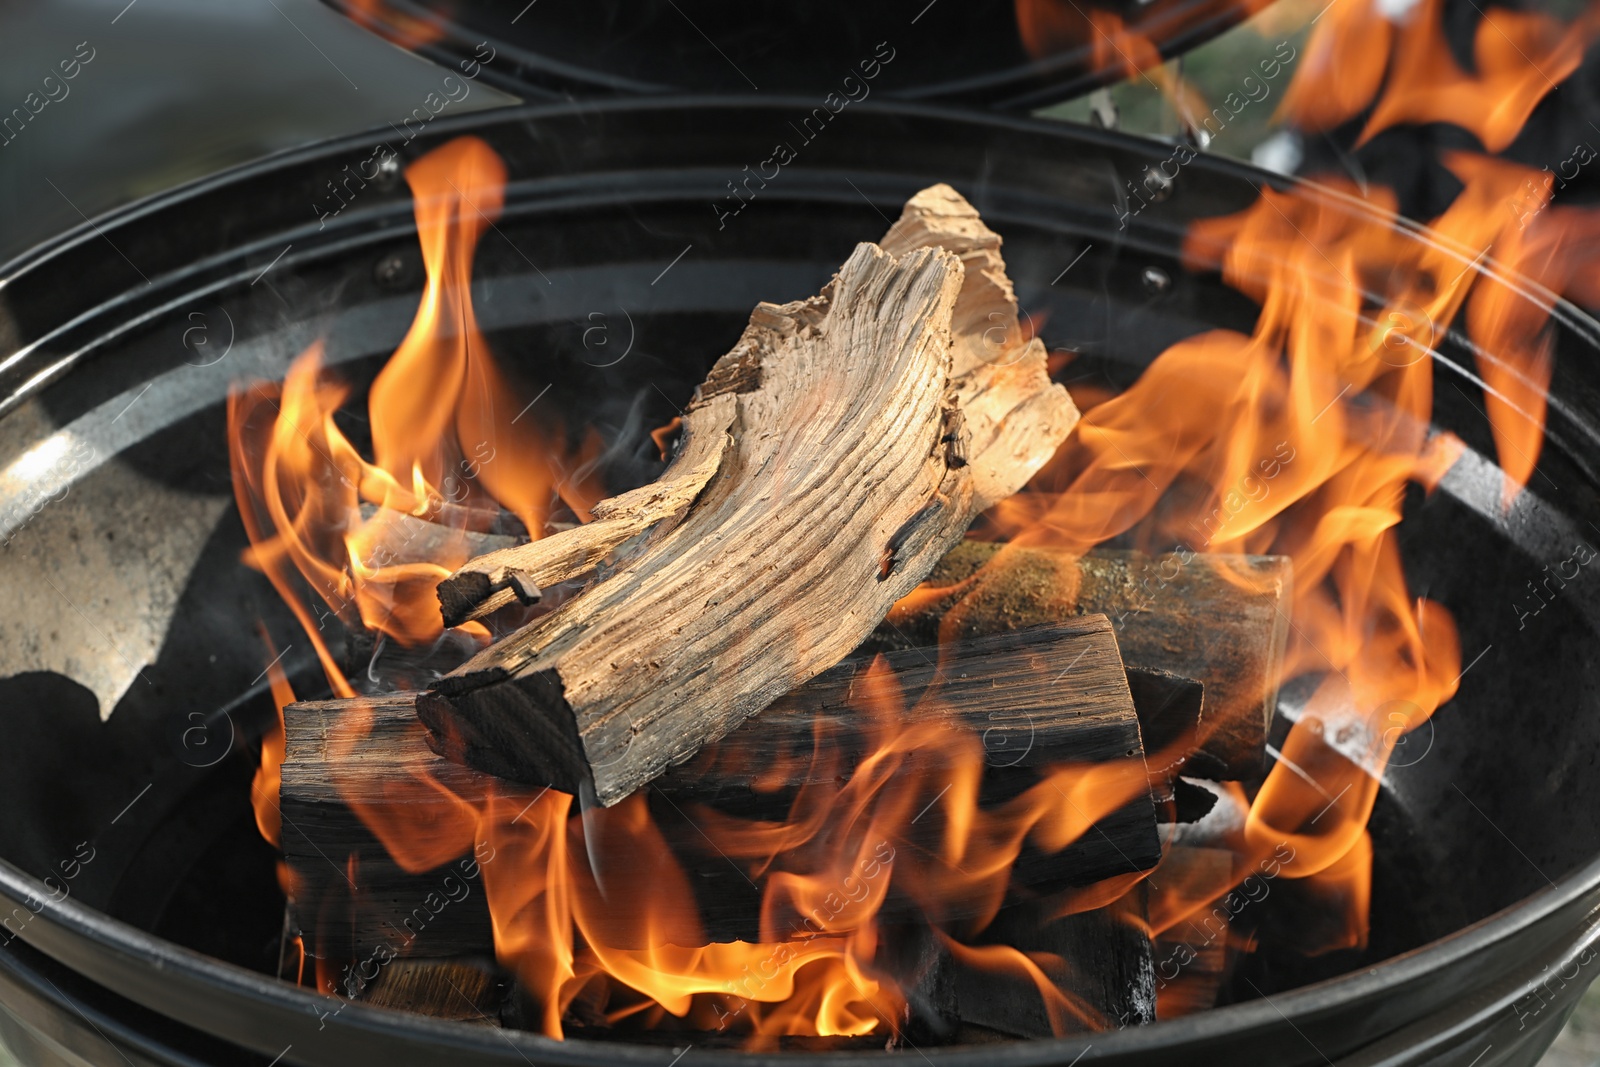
(281, 621, 1159, 959)
(660, 619, 1151, 808)
(876, 542, 1291, 779)
(1155, 930, 1227, 1019)
(420, 185, 1078, 806)
(910, 888, 1156, 1039)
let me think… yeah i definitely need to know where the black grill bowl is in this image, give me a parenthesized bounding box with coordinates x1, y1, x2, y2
(320, 0, 1269, 109)
(0, 99, 1598, 1067)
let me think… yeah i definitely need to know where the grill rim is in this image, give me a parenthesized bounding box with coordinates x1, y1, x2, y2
(316, 0, 1267, 110)
(4, 850, 1598, 1065)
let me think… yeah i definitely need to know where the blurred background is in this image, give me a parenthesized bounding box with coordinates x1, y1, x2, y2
(0, 0, 516, 264)
(0, 0, 1315, 267)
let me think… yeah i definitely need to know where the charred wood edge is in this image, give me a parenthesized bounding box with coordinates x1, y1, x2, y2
(1120, 667, 1219, 824)
(423, 185, 1078, 806)
(880, 542, 1291, 780)
(280, 620, 1159, 959)
(1123, 666, 1203, 805)
(907, 885, 1155, 1039)
(1165, 777, 1248, 854)
(1171, 778, 1220, 823)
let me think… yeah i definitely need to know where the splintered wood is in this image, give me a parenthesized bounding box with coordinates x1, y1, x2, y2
(420, 185, 1078, 805)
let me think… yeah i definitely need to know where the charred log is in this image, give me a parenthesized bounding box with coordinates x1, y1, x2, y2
(876, 542, 1291, 779)
(280, 622, 1158, 959)
(909, 888, 1156, 1039)
(1149, 846, 1237, 1019)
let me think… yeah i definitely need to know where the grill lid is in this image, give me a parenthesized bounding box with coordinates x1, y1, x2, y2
(323, 0, 1274, 109)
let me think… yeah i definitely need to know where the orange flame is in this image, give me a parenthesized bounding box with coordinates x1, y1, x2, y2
(250, 627, 295, 849)
(1275, 0, 1392, 133)
(1282, 0, 1600, 153)
(341, 0, 449, 50)
(232, 0, 1591, 1019)
(1016, 2, 1212, 133)
(455, 657, 1161, 1043)
(367, 139, 602, 535)
(969, 153, 1572, 963)
(1359, 0, 1594, 153)
(228, 136, 603, 687)
(974, 0, 1585, 1007)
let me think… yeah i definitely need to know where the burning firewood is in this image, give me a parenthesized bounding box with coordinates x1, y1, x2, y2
(374, 515, 1213, 809)
(355, 502, 522, 571)
(913, 889, 1156, 1039)
(659, 619, 1152, 817)
(876, 543, 1291, 780)
(431, 420, 732, 627)
(418, 185, 1078, 806)
(279, 621, 1160, 962)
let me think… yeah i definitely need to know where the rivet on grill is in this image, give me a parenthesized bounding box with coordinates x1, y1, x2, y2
(1141, 267, 1171, 295)
(372, 153, 404, 191)
(373, 252, 415, 291)
(1141, 165, 1175, 202)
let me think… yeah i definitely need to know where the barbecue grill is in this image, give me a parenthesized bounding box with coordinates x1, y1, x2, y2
(1, 6, 1597, 1066)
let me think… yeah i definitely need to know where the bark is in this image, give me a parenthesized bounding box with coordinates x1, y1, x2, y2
(876, 542, 1291, 779)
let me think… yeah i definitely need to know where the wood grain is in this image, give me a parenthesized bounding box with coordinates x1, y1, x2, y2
(878, 542, 1291, 779)
(421, 186, 1078, 805)
(434, 395, 735, 626)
